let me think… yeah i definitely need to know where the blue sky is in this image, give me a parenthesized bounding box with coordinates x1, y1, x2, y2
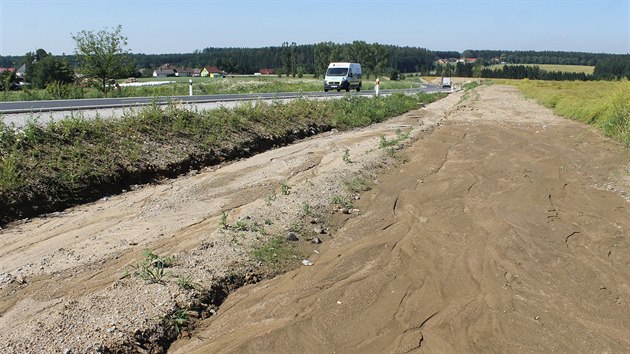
(1, 0, 628, 56)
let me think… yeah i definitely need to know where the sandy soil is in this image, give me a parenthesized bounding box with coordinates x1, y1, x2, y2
(1, 85, 629, 352)
(170, 85, 630, 353)
(0, 88, 445, 351)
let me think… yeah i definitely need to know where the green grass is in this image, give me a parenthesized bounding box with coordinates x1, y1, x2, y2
(378, 128, 411, 149)
(498, 79, 630, 144)
(160, 308, 191, 337)
(344, 176, 371, 193)
(489, 64, 595, 74)
(342, 148, 352, 163)
(131, 249, 175, 283)
(251, 235, 298, 270)
(331, 194, 353, 209)
(176, 274, 197, 290)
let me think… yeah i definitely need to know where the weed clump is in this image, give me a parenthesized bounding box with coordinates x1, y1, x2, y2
(130, 250, 175, 284)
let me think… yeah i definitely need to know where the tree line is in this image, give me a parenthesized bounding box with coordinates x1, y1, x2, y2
(438, 59, 629, 81)
(2, 29, 629, 95)
(2, 45, 627, 77)
(480, 65, 593, 81)
(593, 56, 630, 80)
(127, 41, 435, 79)
(459, 50, 616, 66)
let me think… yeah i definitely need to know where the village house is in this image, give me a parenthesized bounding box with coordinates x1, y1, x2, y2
(153, 64, 177, 77)
(152, 64, 199, 77)
(259, 68, 274, 75)
(175, 67, 195, 77)
(200, 66, 225, 78)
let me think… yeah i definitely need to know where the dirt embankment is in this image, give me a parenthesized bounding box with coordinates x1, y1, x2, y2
(170, 85, 630, 353)
(2, 85, 630, 353)
(0, 91, 449, 352)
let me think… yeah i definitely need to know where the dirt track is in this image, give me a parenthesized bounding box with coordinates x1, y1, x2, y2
(1, 85, 630, 352)
(171, 85, 630, 353)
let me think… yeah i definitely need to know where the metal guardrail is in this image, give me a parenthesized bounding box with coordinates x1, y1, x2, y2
(0, 86, 445, 115)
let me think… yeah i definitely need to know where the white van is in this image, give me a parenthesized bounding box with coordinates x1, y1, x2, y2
(324, 62, 362, 92)
(441, 77, 452, 89)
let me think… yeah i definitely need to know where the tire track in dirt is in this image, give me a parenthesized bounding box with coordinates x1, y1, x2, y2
(171, 85, 630, 353)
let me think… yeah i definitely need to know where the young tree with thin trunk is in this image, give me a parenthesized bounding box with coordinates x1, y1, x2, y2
(72, 25, 133, 96)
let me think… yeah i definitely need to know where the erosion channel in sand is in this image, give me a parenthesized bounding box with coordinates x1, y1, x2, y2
(171, 85, 630, 353)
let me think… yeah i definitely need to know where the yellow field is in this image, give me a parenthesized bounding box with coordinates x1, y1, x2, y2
(489, 64, 595, 74)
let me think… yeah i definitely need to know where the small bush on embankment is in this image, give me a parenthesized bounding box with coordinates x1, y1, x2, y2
(0, 92, 445, 225)
(501, 79, 630, 144)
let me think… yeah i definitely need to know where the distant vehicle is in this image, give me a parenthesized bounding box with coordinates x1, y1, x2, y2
(442, 77, 452, 89)
(324, 62, 362, 92)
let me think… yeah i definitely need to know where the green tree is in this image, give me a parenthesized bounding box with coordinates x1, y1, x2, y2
(472, 60, 483, 78)
(290, 42, 298, 77)
(369, 43, 388, 79)
(29, 55, 74, 89)
(1, 70, 17, 98)
(22, 49, 49, 84)
(281, 42, 291, 77)
(35, 49, 49, 61)
(347, 41, 370, 64)
(462, 50, 474, 58)
(313, 42, 333, 78)
(72, 25, 133, 96)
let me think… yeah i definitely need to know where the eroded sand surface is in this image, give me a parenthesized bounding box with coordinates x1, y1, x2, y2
(1, 85, 629, 352)
(171, 85, 630, 353)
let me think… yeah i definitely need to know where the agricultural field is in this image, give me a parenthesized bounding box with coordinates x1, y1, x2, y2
(489, 64, 595, 74)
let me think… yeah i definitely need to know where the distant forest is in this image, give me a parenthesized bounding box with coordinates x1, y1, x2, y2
(1, 43, 629, 80)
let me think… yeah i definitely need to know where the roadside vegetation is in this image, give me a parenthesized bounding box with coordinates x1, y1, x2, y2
(0, 75, 429, 102)
(0, 92, 445, 225)
(499, 79, 630, 144)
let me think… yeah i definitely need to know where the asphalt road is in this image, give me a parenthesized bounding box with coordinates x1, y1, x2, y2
(0, 86, 443, 114)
